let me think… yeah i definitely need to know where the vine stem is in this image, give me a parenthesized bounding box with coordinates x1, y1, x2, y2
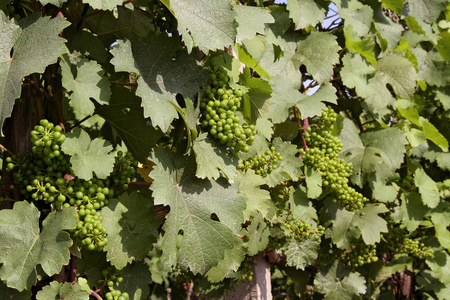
(91, 290, 103, 300)
(69, 115, 95, 131)
(128, 181, 152, 186)
(0, 144, 14, 156)
(292, 107, 309, 154)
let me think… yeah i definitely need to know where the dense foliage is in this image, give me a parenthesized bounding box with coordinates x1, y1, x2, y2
(0, 0, 449, 299)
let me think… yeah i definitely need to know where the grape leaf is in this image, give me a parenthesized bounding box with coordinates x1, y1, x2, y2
(95, 85, 164, 162)
(353, 204, 389, 244)
(314, 261, 366, 299)
(331, 204, 388, 247)
(205, 236, 246, 282)
(297, 83, 337, 119)
(419, 117, 449, 151)
(305, 167, 322, 199)
(110, 34, 207, 131)
(374, 6, 403, 52)
(65, 28, 110, 64)
(0, 12, 69, 135)
(255, 118, 274, 140)
(192, 133, 239, 181)
(381, 0, 404, 13)
(240, 67, 273, 123)
(62, 127, 115, 180)
(84, 6, 154, 42)
(266, 75, 305, 124)
(292, 31, 341, 84)
(341, 53, 376, 94)
(265, 137, 303, 188)
(412, 48, 447, 87)
(149, 148, 245, 274)
(61, 55, 111, 117)
(331, 208, 360, 249)
(0, 203, 77, 291)
(121, 261, 153, 300)
(400, 192, 428, 232)
(82, 0, 123, 11)
(340, 121, 408, 187)
(234, 5, 274, 41)
(430, 210, 450, 249)
(335, 0, 373, 37)
(235, 170, 273, 221)
(101, 192, 158, 269)
(414, 168, 440, 208)
(290, 187, 319, 221)
(245, 213, 270, 256)
(401, 0, 447, 24)
(0, 281, 31, 300)
(344, 27, 377, 66)
(283, 239, 319, 270)
(170, 0, 237, 53)
(36, 281, 90, 300)
(287, 0, 326, 30)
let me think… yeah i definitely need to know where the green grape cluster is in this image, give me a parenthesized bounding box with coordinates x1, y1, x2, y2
(200, 66, 256, 152)
(5, 119, 138, 251)
(342, 239, 378, 267)
(298, 107, 368, 210)
(239, 146, 282, 177)
(237, 259, 254, 283)
(384, 223, 433, 259)
(102, 266, 129, 300)
(284, 216, 325, 242)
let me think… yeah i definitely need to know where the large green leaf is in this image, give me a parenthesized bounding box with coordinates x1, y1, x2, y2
(414, 168, 440, 208)
(96, 86, 163, 162)
(331, 204, 388, 247)
(149, 148, 245, 274)
(335, 0, 373, 37)
(36, 281, 90, 300)
(192, 133, 238, 181)
(101, 192, 158, 269)
(235, 170, 273, 221)
(297, 83, 337, 119)
(110, 34, 207, 131)
(339, 120, 408, 186)
(283, 239, 319, 270)
(287, 0, 326, 29)
(240, 67, 273, 123)
(62, 127, 115, 180)
(0, 12, 69, 135)
(170, 0, 237, 52)
(120, 260, 153, 300)
(401, 0, 447, 24)
(293, 31, 341, 84)
(0, 203, 77, 291)
(235, 5, 274, 41)
(61, 55, 111, 117)
(314, 261, 367, 299)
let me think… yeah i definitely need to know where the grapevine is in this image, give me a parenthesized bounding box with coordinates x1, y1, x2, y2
(5, 119, 138, 251)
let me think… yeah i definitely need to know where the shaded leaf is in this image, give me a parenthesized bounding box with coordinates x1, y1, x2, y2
(0, 203, 77, 291)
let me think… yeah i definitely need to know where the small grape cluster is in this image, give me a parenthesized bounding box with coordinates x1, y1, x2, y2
(298, 107, 368, 210)
(384, 224, 433, 259)
(101, 267, 129, 300)
(342, 239, 378, 267)
(239, 146, 282, 177)
(5, 119, 138, 251)
(200, 66, 256, 152)
(284, 216, 325, 242)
